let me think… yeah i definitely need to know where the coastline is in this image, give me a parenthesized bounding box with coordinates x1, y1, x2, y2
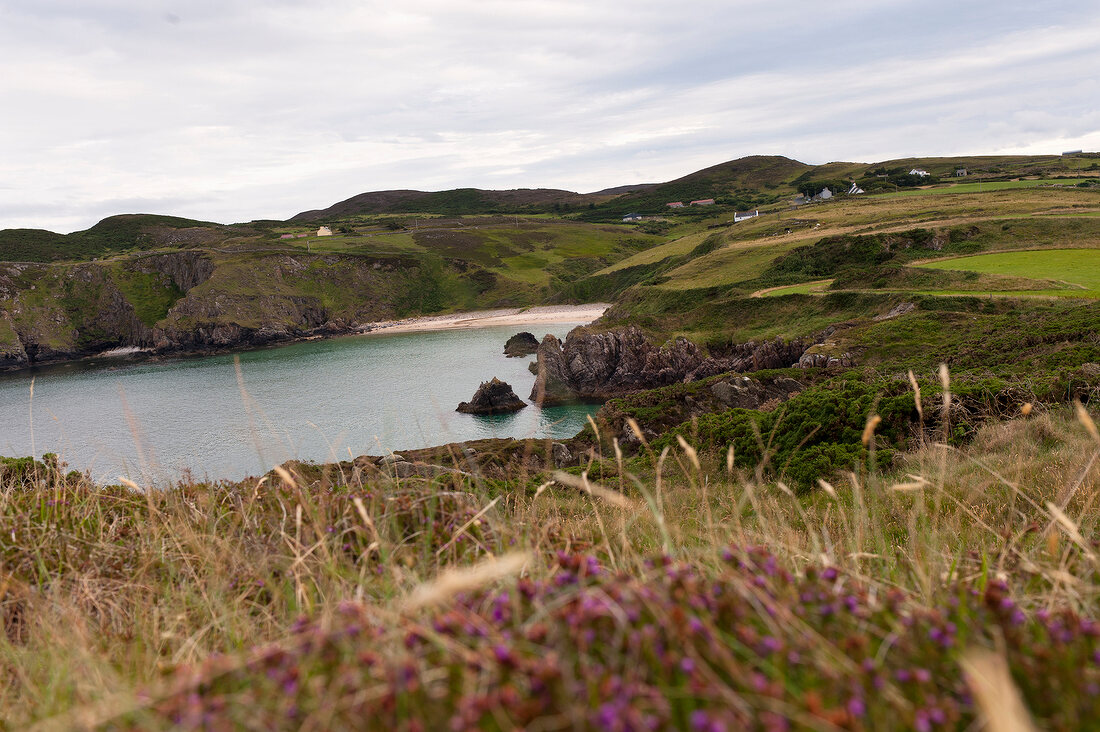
(362, 303, 611, 336)
(0, 303, 610, 377)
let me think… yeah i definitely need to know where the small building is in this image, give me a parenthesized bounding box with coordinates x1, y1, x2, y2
(690, 199, 716, 206)
(279, 233, 296, 239)
(910, 168, 930, 177)
(815, 187, 833, 201)
(666, 201, 684, 208)
(848, 182, 865, 195)
(317, 226, 333, 237)
(733, 210, 759, 222)
(622, 213, 643, 222)
(955, 168, 968, 177)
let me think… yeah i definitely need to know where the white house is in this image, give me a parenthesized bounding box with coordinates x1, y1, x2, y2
(317, 226, 333, 236)
(816, 187, 833, 201)
(955, 168, 968, 177)
(622, 213, 643, 222)
(734, 210, 759, 222)
(910, 168, 930, 177)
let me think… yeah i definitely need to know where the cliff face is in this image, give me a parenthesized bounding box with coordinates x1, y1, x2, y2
(530, 326, 830, 405)
(0, 250, 432, 370)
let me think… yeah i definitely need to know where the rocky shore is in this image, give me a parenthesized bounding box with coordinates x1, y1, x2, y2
(0, 250, 608, 372)
(529, 325, 846, 406)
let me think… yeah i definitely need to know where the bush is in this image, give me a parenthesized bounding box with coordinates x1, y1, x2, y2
(655, 375, 916, 490)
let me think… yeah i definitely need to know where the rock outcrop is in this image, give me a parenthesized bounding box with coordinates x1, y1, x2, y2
(504, 331, 540, 357)
(457, 378, 527, 414)
(530, 326, 820, 405)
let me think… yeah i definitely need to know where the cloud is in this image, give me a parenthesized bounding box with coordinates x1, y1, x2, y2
(0, 1, 1098, 231)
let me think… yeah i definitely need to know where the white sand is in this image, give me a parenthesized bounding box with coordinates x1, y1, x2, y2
(362, 303, 611, 335)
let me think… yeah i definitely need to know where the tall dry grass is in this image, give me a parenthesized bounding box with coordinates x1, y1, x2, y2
(0, 389, 1098, 727)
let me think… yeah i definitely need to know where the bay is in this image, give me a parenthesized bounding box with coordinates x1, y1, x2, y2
(0, 323, 597, 484)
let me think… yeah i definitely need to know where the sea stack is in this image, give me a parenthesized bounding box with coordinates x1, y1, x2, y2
(504, 331, 540, 357)
(456, 378, 528, 414)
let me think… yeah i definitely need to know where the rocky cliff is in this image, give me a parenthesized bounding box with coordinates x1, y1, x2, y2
(530, 325, 835, 405)
(0, 250, 436, 370)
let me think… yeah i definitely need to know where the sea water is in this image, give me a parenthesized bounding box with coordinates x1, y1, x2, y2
(0, 323, 597, 483)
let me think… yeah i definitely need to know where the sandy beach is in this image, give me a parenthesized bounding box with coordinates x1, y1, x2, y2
(362, 303, 611, 335)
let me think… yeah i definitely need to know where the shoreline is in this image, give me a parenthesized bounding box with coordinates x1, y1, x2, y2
(0, 303, 611, 378)
(361, 303, 611, 335)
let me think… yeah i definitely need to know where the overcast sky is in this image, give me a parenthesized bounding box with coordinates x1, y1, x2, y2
(2, 1, 1099, 232)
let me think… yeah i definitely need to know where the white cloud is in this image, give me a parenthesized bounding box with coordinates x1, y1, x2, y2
(0, 1, 1098, 232)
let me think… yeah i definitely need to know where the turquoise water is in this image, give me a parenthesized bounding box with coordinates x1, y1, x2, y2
(0, 323, 598, 483)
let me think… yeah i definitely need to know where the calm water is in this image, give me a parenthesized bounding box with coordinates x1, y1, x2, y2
(0, 323, 597, 483)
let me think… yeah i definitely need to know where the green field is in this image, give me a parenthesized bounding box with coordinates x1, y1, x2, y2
(756, 279, 833, 297)
(879, 178, 1092, 197)
(917, 248, 1100, 297)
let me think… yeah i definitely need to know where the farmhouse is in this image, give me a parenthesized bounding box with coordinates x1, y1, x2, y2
(622, 213, 643, 222)
(690, 199, 715, 206)
(910, 168, 930, 177)
(955, 168, 968, 177)
(317, 226, 333, 237)
(666, 202, 684, 208)
(815, 187, 833, 201)
(733, 210, 759, 222)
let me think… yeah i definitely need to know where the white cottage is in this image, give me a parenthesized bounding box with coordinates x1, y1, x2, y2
(317, 226, 333, 236)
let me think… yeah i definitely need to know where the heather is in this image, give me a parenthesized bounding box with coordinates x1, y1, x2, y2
(3, 402, 1100, 729)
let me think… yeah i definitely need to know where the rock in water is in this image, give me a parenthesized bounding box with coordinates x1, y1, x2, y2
(457, 377, 527, 414)
(504, 331, 540, 357)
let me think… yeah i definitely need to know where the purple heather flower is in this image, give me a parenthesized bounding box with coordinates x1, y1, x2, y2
(493, 645, 512, 664)
(760, 636, 782, 655)
(681, 657, 696, 674)
(848, 697, 866, 718)
(914, 668, 932, 684)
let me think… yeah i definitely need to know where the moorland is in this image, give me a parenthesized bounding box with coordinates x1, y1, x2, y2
(2, 151, 1100, 729)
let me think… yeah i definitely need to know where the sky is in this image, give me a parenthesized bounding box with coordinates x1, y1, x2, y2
(2, 1, 1099, 233)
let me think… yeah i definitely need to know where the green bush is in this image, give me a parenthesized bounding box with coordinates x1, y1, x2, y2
(655, 375, 916, 490)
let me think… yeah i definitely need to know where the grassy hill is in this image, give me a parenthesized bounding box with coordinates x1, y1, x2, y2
(0, 214, 245, 263)
(290, 187, 606, 221)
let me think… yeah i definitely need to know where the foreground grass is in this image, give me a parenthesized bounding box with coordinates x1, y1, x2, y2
(2, 401, 1100, 728)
